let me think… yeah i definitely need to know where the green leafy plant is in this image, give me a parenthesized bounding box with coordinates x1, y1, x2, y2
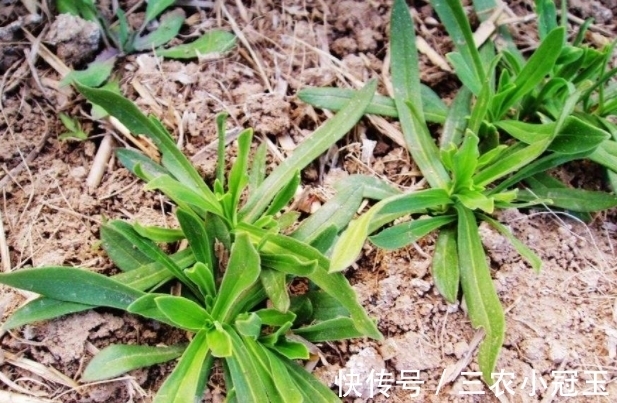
(0, 82, 383, 400)
(58, 112, 88, 141)
(57, 0, 236, 84)
(300, 0, 617, 383)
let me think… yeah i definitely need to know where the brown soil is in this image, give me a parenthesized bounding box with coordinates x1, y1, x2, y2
(1, 1, 617, 402)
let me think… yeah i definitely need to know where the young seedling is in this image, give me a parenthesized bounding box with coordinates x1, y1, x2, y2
(57, 0, 236, 85)
(58, 112, 88, 141)
(0, 82, 383, 400)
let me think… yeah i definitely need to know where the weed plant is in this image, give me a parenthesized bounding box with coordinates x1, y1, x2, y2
(0, 82, 383, 401)
(300, 0, 617, 382)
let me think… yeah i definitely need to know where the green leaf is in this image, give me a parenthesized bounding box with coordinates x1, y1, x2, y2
(254, 341, 304, 403)
(521, 181, 617, 212)
(153, 330, 211, 403)
(102, 217, 197, 293)
(456, 190, 494, 213)
(57, 0, 95, 18)
(114, 248, 194, 291)
(155, 295, 212, 331)
(333, 174, 402, 200)
(59, 113, 79, 132)
(234, 338, 288, 403)
(234, 312, 262, 338)
(116, 148, 171, 181)
(185, 262, 216, 301)
(144, 0, 175, 23)
(441, 87, 471, 148)
(63, 58, 115, 87)
(245, 229, 328, 272)
(227, 129, 252, 216)
(496, 117, 609, 155)
(269, 338, 310, 360)
(101, 221, 155, 272)
(0, 267, 143, 309)
(490, 150, 590, 194)
(2, 298, 93, 331)
(256, 309, 296, 326)
(452, 133, 480, 189)
(134, 9, 185, 51)
(330, 189, 450, 272)
(260, 268, 290, 312)
(146, 175, 223, 218)
(248, 142, 267, 193)
(291, 184, 363, 244)
(590, 139, 617, 173)
(260, 253, 316, 276)
(431, 0, 485, 92)
(225, 326, 270, 402)
(211, 232, 261, 322)
(391, 0, 450, 189)
(308, 267, 381, 340)
(455, 204, 505, 382)
(176, 208, 214, 267)
(82, 344, 186, 382)
(448, 52, 482, 95)
(473, 139, 551, 187)
(294, 317, 365, 342)
(75, 84, 213, 198)
(432, 227, 459, 303)
(155, 30, 236, 59)
(370, 215, 455, 250)
(134, 223, 184, 243)
(115, 9, 130, 51)
(535, 0, 558, 39)
(241, 79, 378, 222)
(127, 294, 179, 327)
(265, 171, 300, 217)
(297, 85, 449, 123)
(207, 322, 232, 357)
(281, 354, 341, 402)
(330, 189, 451, 273)
(502, 27, 566, 111)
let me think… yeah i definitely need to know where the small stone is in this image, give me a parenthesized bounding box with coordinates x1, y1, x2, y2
(410, 278, 431, 295)
(70, 166, 87, 179)
(453, 341, 469, 359)
(520, 338, 546, 362)
(548, 341, 568, 364)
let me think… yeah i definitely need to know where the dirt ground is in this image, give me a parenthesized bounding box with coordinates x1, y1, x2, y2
(2, 0, 617, 402)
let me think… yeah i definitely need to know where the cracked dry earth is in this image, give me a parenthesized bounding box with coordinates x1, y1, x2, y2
(2, 0, 617, 402)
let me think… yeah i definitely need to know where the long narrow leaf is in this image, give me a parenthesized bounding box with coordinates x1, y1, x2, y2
(391, 0, 450, 188)
(297, 85, 449, 123)
(432, 227, 459, 303)
(241, 80, 378, 222)
(455, 204, 505, 382)
(82, 344, 186, 382)
(153, 330, 211, 403)
(0, 267, 143, 309)
(211, 232, 260, 322)
(75, 84, 214, 199)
